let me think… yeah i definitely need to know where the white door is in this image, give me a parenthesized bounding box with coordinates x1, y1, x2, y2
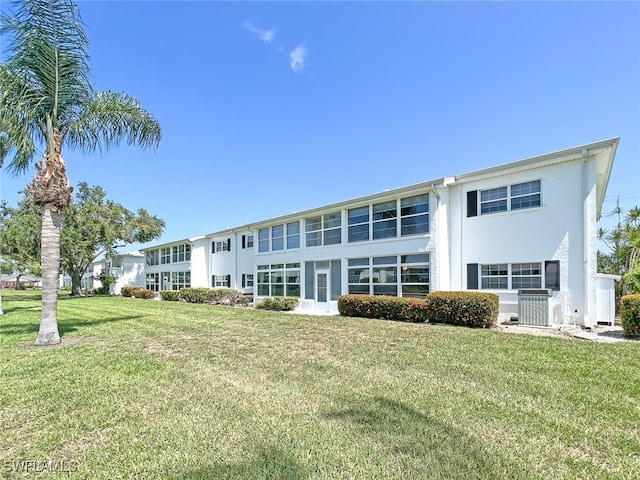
(316, 271, 329, 313)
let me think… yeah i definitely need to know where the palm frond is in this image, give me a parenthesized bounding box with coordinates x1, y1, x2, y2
(1, 0, 93, 128)
(65, 91, 162, 153)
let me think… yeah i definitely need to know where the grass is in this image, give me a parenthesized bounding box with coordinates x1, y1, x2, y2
(0, 290, 639, 479)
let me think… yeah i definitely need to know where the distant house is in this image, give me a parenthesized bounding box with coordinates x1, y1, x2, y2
(92, 251, 145, 295)
(140, 139, 620, 326)
(1, 274, 41, 289)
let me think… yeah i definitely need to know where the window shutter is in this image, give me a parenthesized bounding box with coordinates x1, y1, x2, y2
(467, 191, 478, 217)
(467, 263, 479, 289)
(227, 238, 232, 252)
(211, 275, 215, 287)
(226, 275, 231, 288)
(212, 241, 216, 253)
(545, 261, 560, 291)
(242, 235, 246, 249)
(241, 274, 246, 288)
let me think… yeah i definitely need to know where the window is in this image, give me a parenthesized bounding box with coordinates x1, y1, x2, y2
(214, 239, 230, 253)
(348, 206, 369, 242)
(400, 254, 430, 298)
(258, 228, 269, 252)
(287, 222, 300, 249)
(145, 250, 159, 266)
(473, 262, 544, 290)
(213, 275, 230, 288)
(511, 180, 541, 211)
(257, 263, 300, 297)
(305, 212, 341, 247)
(246, 235, 254, 248)
(146, 272, 159, 292)
(305, 216, 322, 247)
(473, 180, 542, 216)
(160, 247, 171, 264)
(480, 187, 508, 215)
(272, 225, 284, 251)
(401, 194, 429, 236)
(373, 201, 397, 240)
(511, 263, 542, 289)
(171, 271, 191, 290)
(242, 273, 254, 288)
(481, 264, 508, 289)
(348, 254, 429, 298)
(172, 244, 191, 263)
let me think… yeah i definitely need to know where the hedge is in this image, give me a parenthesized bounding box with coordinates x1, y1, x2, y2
(132, 288, 155, 299)
(121, 286, 143, 297)
(175, 287, 241, 305)
(160, 290, 180, 301)
(338, 291, 499, 328)
(256, 297, 299, 311)
(620, 294, 640, 338)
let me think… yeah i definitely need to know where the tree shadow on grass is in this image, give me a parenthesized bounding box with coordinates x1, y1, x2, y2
(322, 395, 534, 480)
(176, 444, 308, 480)
(0, 314, 144, 338)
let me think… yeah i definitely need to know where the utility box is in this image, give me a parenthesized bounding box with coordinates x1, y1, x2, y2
(517, 289, 553, 326)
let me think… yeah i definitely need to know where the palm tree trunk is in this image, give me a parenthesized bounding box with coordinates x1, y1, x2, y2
(35, 203, 62, 346)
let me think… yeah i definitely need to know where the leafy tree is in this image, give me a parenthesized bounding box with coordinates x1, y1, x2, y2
(598, 204, 640, 296)
(61, 182, 164, 295)
(0, 184, 164, 296)
(0, 0, 161, 345)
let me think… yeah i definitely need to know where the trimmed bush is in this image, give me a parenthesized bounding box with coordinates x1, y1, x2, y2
(121, 286, 143, 297)
(178, 288, 216, 303)
(132, 288, 155, 299)
(239, 294, 254, 307)
(620, 294, 640, 338)
(338, 291, 499, 328)
(424, 291, 499, 328)
(211, 288, 241, 305)
(338, 295, 420, 321)
(160, 290, 180, 301)
(256, 297, 299, 311)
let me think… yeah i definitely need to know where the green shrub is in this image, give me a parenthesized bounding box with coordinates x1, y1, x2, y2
(239, 295, 254, 307)
(623, 269, 640, 295)
(256, 297, 299, 311)
(132, 288, 155, 299)
(338, 295, 421, 321)
(620, 294, 640, 338)
(338, 291, 499, 328)
(211, 288, 241, 305)
(121, 286, 143, 297)
(160, 290, 180, 301)
(424, 291, 499, 328)
(177, 288, 216, 303)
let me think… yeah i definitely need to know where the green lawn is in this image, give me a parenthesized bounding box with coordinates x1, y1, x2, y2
(0, 291, 638, 479)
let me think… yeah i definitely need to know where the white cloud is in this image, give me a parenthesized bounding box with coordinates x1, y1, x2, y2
(290, 43, 307, 74)
(243, 21, 276, 43)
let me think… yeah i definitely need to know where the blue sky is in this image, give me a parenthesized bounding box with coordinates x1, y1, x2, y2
(1, 1, 639, 253)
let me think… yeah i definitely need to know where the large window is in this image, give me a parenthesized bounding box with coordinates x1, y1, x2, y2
(172, 244, 191, 263)
(257, 263, 300, 297)
(478, 262, 542, 290)
(401, 194, 429, 236)
(213, 275, 230, 288)
(477, 180, 541, 216)
(160, 247, 171, 265)
(348, 194, 429, 243)
(146, 272, 159, 292)
(372, 201, 397, 240)
(348, 254, 429, 298)
(171, 271, 191, 290)
(146, 250, 159, 266)
(258, 228, 269, 252)
(306, 212, 341, 247)
(287, 222, 300, 249)
(271, 225, 284, 251)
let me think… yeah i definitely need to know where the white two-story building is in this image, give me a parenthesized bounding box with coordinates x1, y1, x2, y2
(140, 138, 620, 326)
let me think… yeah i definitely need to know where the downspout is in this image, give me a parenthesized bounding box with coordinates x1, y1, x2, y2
(430, 184, 440, 291)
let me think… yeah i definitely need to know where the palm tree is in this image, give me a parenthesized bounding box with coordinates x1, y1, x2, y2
(0, 0, 161, 345)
